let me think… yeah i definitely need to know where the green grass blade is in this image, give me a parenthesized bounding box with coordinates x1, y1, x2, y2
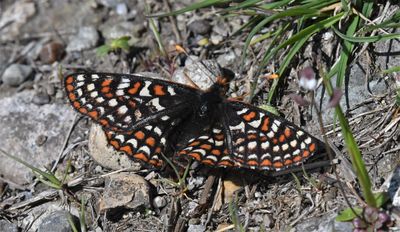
(0, 148, 62, 189)
(149, 0, 231, 17)
(332, 26, 400, 42)
(221, 0, 264, 12)
(323, 76, 376, 207)
(267, 35, 310, 102)
(146, 4, 167, 57)
(382, 66, 400, 74)
(336, 15, 359, 88)
(241, 7, 321, 71)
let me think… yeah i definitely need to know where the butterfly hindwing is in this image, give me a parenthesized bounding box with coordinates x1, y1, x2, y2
(176, 123, 235, 167)
(224, 101, 325, 171)
(64, 73, 199, 132)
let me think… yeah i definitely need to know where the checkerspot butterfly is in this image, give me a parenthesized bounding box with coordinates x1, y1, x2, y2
(64, 67, 326, 171)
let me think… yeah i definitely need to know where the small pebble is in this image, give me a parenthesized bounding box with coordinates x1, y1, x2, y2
(153, 196, 167, 209)
(66, 26, 99, 52)
(115, 3, 128, 15)
(37, 210, 78, 232)
(35, 135, 47, 146)
(39, 42, 65, 64)
(32, 91, 50, 105)
(2, 64, 33, 86)
(45, 84, 56, 96)
(188, 20, 211, 35)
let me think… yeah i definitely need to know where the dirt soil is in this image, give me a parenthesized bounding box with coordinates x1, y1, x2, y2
(0, 1, 399, 232)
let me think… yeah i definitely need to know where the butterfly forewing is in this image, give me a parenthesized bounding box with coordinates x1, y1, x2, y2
(64, 73, 198, 132)
(224, 101, 325, 171)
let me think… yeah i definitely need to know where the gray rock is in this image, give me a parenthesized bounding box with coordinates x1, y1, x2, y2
(0, 220, 18, 232)
(188, 20, 211, 35)
(88, 123, 141, 170)
(187, 224, 206, 232)
(153, 196, 167, 209)
(380, 165, 400, 207)
(172, 59, 222, 90)
(100, 172, 152, 212)
(0, 2, 36, 41)
(38, 210, 79, 232)
(66, 26, 99, 52)
(20, 201, 80, 231)
(115, 3, 128, 15)
(294, 213, 353, 232)
(0, 90, 75, 184)
(217, 50, 237, 67)
(2, 64, 33, 86)
(100, 21, 144, 40)
(32, 91, 51, 105)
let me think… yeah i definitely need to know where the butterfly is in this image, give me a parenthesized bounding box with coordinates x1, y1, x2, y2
(64, 66, 326, 171)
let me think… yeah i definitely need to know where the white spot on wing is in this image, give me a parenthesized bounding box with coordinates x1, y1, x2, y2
(77, 75, 85, 81)
(121, 78, 130, 83)
(267, 131, 275, 138)
(290, 140, 297, 147)
(301, 142, 306, 149)
(118, 83, 130, 89)
(115, 135, 125, 142)
(248, 141, 257, 150)
(248, 117, 262, 128)
(229, 122, 245, 131)
(116, 89, 125, 96)
(126, 139, 137, 148)
(161, 116, 169, 121)
(139, 81, 152, 97)
(273, 146, 280, 152)
(76, 88, 83, 96)
(96, 97, 105, 103)
(213, 128, 222, 134)
(109, 99, 118, 107)
(87, 84, 95, 91)
(237, 108, 248, 115)
(76, 82, 84, 87)
(247, 154, 258, 160)
(261, 153, 271, 160)
(161, 138, 166, 144)
(205, 155, 218, 162)
(90, 91, 98, 98)
(284, 154, 291, 160)
(192, 149, 206, 155)
(148, 98, 165, 111)
(91, 74, 99, 80)
(215, 140, 224, 146)
(261, 141, 270, 150)
(118, 105, 128, 114)
(154, 127, 162, 136)
(167, 86, 176, 95)
(281, 144, 289, 151)
(138, 146, 151, 154)
(305, 137, 312, 144)
(297, 131, 304, 136)
(271, 123, 278, 132)
(124, 115, 132, 123)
